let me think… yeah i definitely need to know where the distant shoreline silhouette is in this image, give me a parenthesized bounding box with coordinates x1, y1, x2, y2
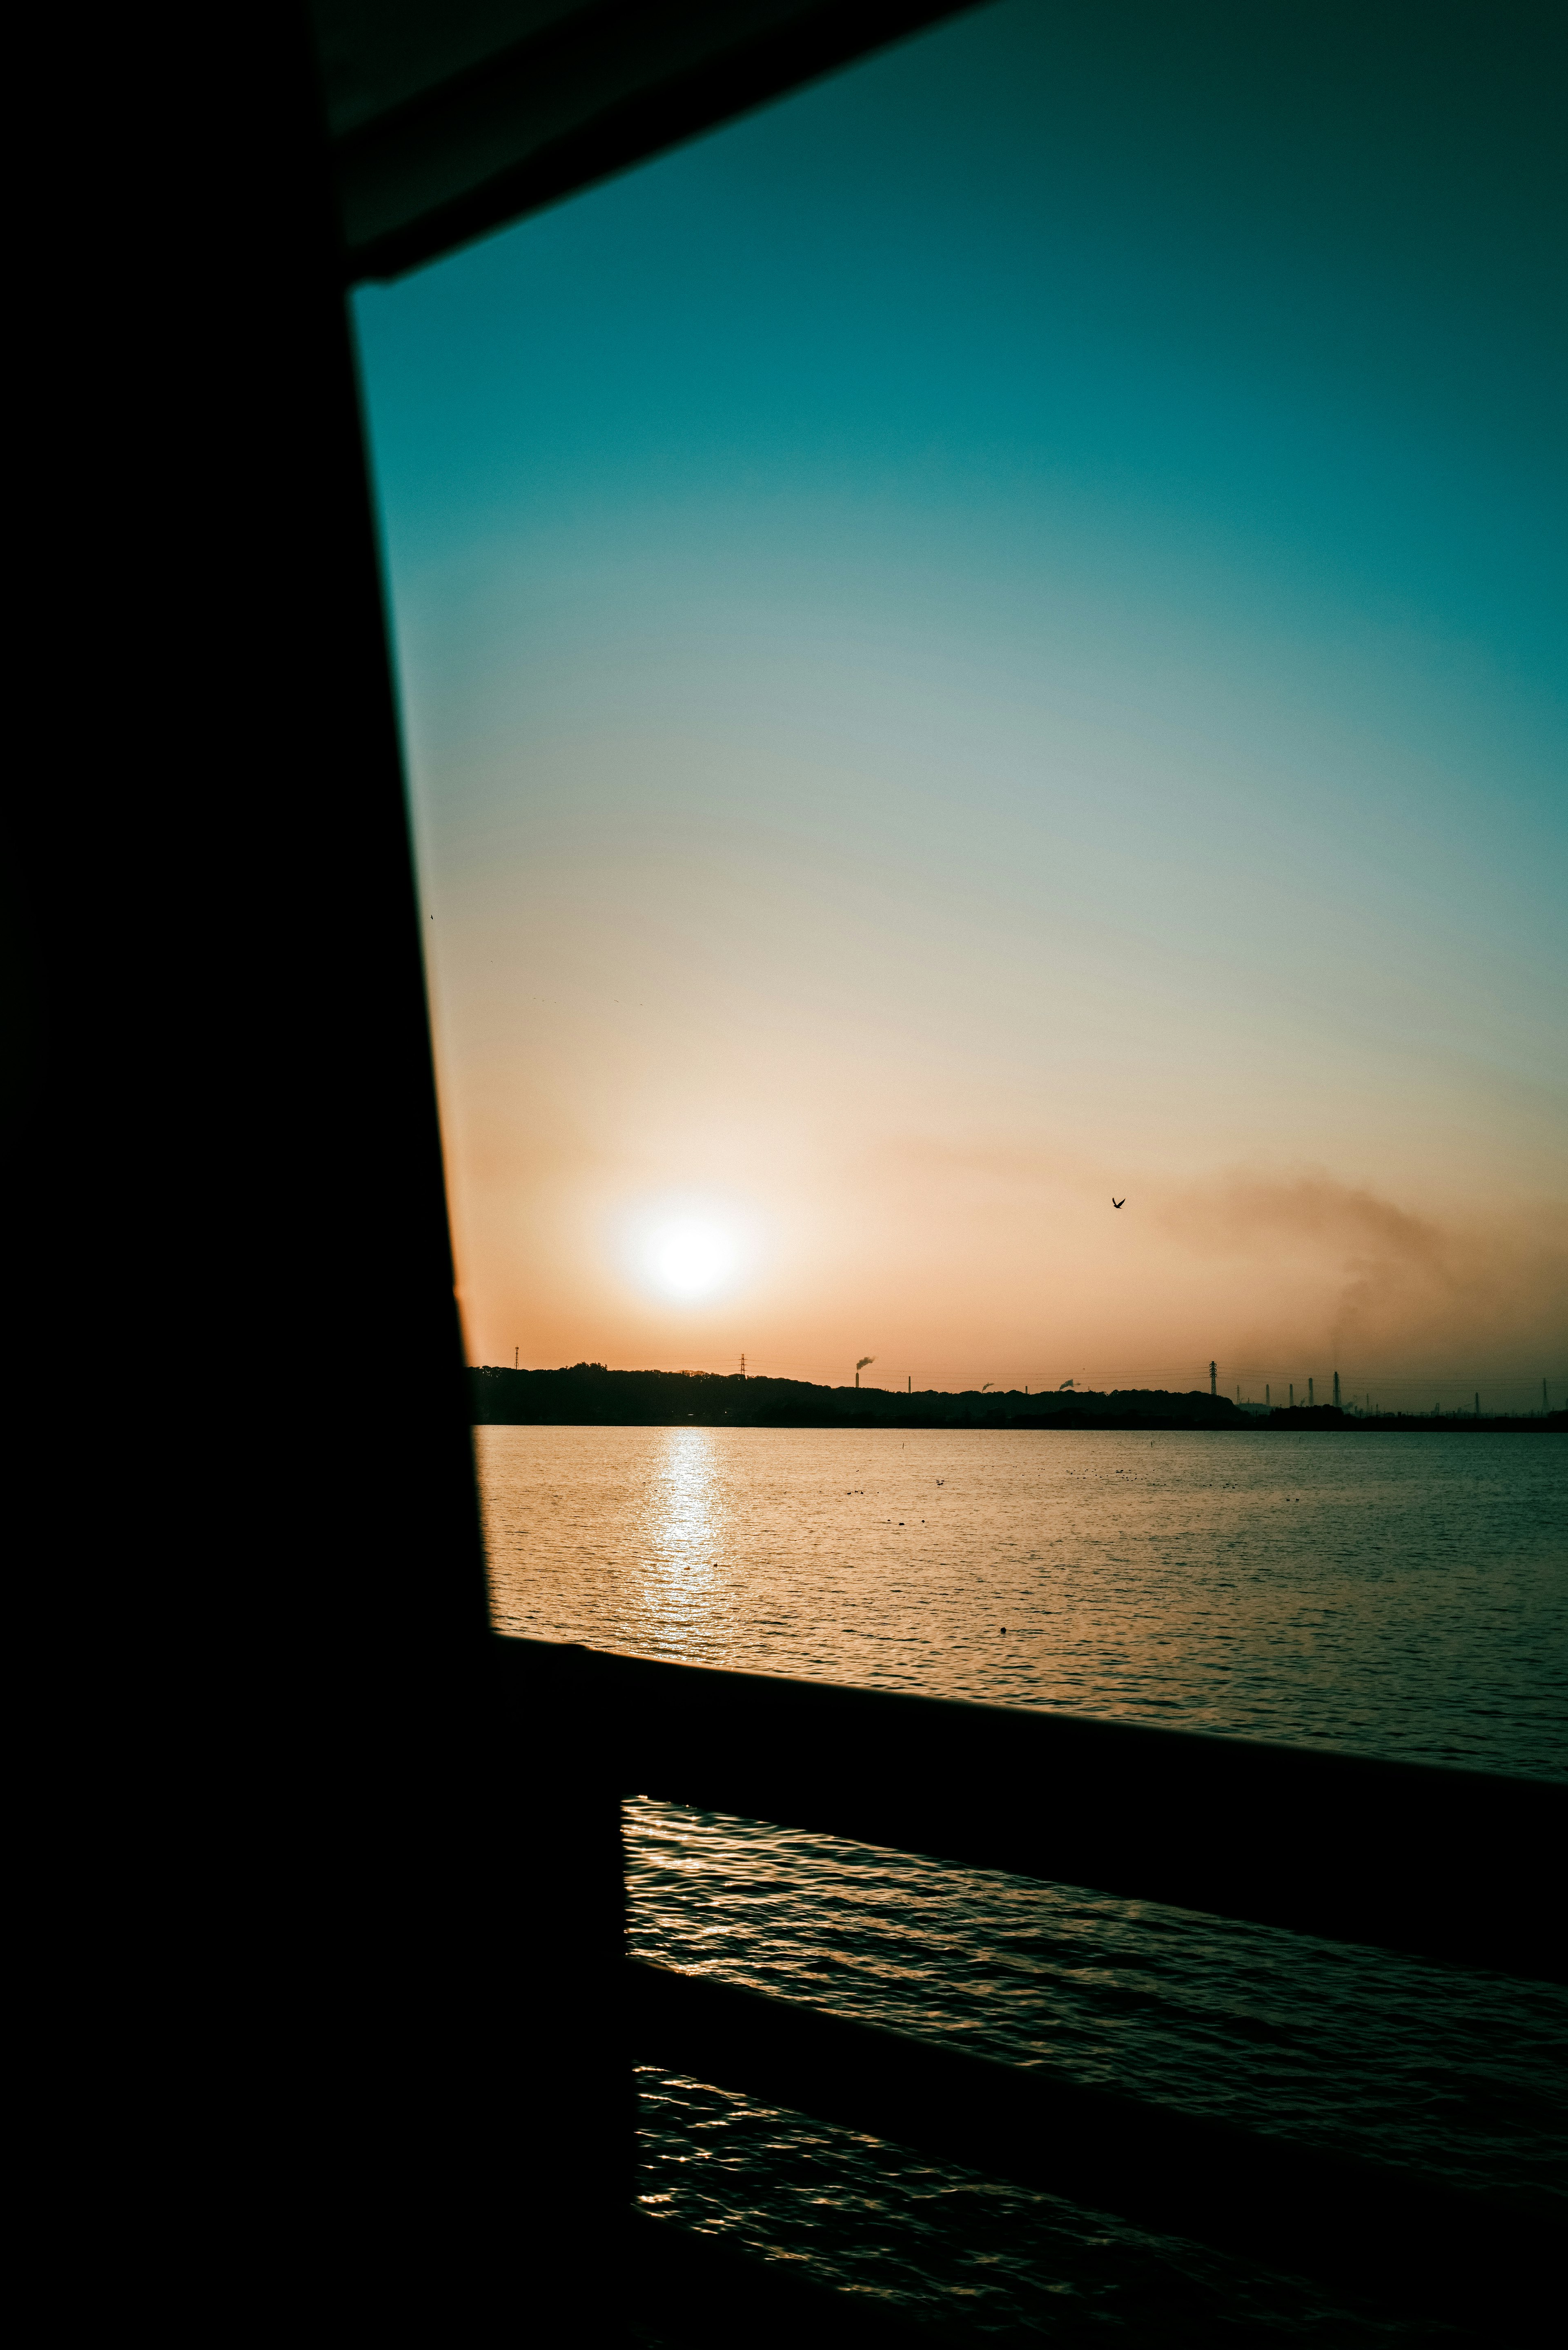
(470, 1366, 1564, 1434)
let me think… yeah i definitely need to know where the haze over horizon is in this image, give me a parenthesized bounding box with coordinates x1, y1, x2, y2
(353, 0, 1566, 1411)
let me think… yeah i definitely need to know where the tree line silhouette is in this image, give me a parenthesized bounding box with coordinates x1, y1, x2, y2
(471, 1366, 1563, 1432)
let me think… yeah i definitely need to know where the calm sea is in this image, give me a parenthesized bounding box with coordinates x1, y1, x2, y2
(480, 1426, 1568, 2343)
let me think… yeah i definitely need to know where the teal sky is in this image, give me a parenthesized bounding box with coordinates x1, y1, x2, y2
(353, 0, 1566, 1402)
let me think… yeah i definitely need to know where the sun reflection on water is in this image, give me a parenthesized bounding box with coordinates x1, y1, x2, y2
(639, 1427, 728, 1652)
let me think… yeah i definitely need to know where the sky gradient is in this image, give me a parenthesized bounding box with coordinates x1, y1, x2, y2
(353, 0, 1567, 1407)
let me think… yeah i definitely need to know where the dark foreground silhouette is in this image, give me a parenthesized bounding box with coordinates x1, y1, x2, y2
(519, 1641, 1562, 2346)
(472, 1366, 1565, 1434)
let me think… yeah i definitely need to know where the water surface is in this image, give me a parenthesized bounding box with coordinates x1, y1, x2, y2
(481, 1426, 1567, 2342)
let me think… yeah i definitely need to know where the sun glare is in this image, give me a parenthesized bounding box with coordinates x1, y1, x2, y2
(648, 1217, 739, 1300)
(614, 1190, 764, 1308)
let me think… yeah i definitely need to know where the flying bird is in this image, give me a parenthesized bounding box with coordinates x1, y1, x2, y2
(1112, 1197, 1125, 1209)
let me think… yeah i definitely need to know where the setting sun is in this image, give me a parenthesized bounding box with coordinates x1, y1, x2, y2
(651, 1218, 737, 1300)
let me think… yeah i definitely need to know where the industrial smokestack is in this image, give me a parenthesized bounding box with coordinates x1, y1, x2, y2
(1209, 1360, 1216, 1397)
(856, 1355, 874, 1389)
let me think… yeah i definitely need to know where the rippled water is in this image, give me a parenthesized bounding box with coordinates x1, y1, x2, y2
(480, 1426, 1568, 2341)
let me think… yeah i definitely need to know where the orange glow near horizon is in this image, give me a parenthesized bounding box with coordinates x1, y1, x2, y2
(356, 7, 1566, 1410)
